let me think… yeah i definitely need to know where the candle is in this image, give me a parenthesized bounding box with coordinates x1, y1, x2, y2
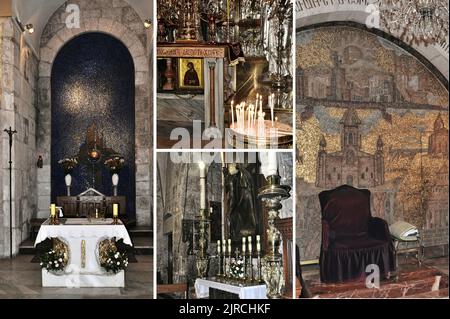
(222, 239, 226, 255)
(217, 240, 221, 254)
(270, 94, 274, 127)
(50, 204, 56, 218)
(113, 203, 119, 218)
(231, 100, 234, 126)
(199, 162, 206, 209)
(228, 238, 232, 253)
(242, 237, 246, 253)
(248, 236, 252, 252)
(257, 242, 261, 252)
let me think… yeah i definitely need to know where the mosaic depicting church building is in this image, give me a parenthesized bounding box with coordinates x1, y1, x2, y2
(316, 108, 384, 188)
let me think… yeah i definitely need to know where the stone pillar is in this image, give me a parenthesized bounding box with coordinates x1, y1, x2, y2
(204, 58, 224, 134)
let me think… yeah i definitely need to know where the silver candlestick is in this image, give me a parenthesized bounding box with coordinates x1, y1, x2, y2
(258, 174, 291, 298)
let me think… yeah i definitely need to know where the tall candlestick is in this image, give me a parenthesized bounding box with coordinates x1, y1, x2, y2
(199, 162, 206, 209)
(222, 239, 226, 255)
(242, 237, 246, 253)
(248, 236, 252, 253)
(228, 238, 232, 254)
(217, 240, 221, 254)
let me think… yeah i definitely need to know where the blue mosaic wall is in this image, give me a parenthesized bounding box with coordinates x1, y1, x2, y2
(51, 32, 136, 216)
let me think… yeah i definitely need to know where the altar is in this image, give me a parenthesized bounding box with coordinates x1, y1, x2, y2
(195, 278, 267, 299)
(35, 218, 132, 288)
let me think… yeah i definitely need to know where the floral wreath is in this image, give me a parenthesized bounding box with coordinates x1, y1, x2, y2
(98, 238, 129, 274)
(39, 238, 69, 273)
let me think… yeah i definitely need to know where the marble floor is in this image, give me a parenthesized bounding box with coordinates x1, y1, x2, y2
(0, 255, 153, 299)
(301, 257, 449, 298)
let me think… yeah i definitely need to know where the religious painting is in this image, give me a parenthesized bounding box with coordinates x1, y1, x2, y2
(296, 26, 449, 262)
(178, 58, 204, 91)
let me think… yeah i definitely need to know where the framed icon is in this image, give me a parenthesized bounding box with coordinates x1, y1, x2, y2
(178, 58, 204, 91)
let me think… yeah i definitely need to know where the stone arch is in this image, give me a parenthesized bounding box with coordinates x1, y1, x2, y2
(36, 0, 151, 226)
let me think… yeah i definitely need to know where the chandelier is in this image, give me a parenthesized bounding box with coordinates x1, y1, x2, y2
(378, 0, 449, 46)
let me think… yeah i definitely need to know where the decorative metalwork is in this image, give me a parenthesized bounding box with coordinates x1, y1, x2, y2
(81, 239, 86, 268)
(258, 174, 291, 298)
(195, 208, 210, 278)
(378, 0, 449, 45)
(262, 0, 293, 87)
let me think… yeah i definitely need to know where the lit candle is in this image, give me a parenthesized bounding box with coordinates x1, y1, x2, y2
(248, 236, 252, 252)
(113, 203, 119, 218)
(256, 235, 261, 252)
(242, 237, 246, 253)
(50, 204, 56, 218)
(228, 238, 232, 253)
(199, 162, 206, 209)
(270, 94, 274, 127)
(217, 240, 221, 254)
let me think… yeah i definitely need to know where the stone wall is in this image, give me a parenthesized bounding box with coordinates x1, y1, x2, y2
(36, 0, 152, 226)
(157, 155, 224, 284)
(0, 18, 38, 257)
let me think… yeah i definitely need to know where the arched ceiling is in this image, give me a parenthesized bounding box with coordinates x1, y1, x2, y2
(296, 2, 449, 81)
(12, 0, 152, 52)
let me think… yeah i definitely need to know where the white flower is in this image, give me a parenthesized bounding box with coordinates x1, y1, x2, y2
(59, 258, 63, 262)
(55, 263, 59, 267)
(40, 262, 43, 266)
(115, 252, 120, 258)
(117, 262, 120, 265)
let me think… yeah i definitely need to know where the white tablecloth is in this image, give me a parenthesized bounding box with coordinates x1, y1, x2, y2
(35, 218, 132, 287)
(195, 278, 267, 299)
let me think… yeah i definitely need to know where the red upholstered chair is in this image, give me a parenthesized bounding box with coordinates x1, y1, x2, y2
(319, 185, 395, 283)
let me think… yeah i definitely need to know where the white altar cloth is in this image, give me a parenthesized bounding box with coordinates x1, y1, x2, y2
(35, 218, 132, 288)
(195, 278, 267, 299)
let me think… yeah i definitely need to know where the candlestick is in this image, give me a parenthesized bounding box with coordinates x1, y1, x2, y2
(217, 240, 221, 254)
(222, 239, 226, 255)
(256, 235, 261, 252)
(248, 236, 252, 253)
(242, 237, 246, 253)
(228, 238, 231, 254)
(199, 162, 206, 209)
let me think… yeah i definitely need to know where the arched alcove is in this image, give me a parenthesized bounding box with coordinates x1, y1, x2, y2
(51, 32, 136, 215)
(36, 0, 151, 226)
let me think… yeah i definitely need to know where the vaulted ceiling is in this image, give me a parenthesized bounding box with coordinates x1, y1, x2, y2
(12, 0, 152, 52)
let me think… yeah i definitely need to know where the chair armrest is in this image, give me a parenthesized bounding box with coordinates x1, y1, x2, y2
(322, 220, 330, 251)
(368, 217, 390, 242)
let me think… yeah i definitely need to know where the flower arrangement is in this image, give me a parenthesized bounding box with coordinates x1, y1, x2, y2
(39, 248, 68, 272)
(229, 255, 245, 279)
(101, 250, 129, 274)
(58, 158, 78, 174)
(104, 156, 125, 175)
(99, 238, 129, 274)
